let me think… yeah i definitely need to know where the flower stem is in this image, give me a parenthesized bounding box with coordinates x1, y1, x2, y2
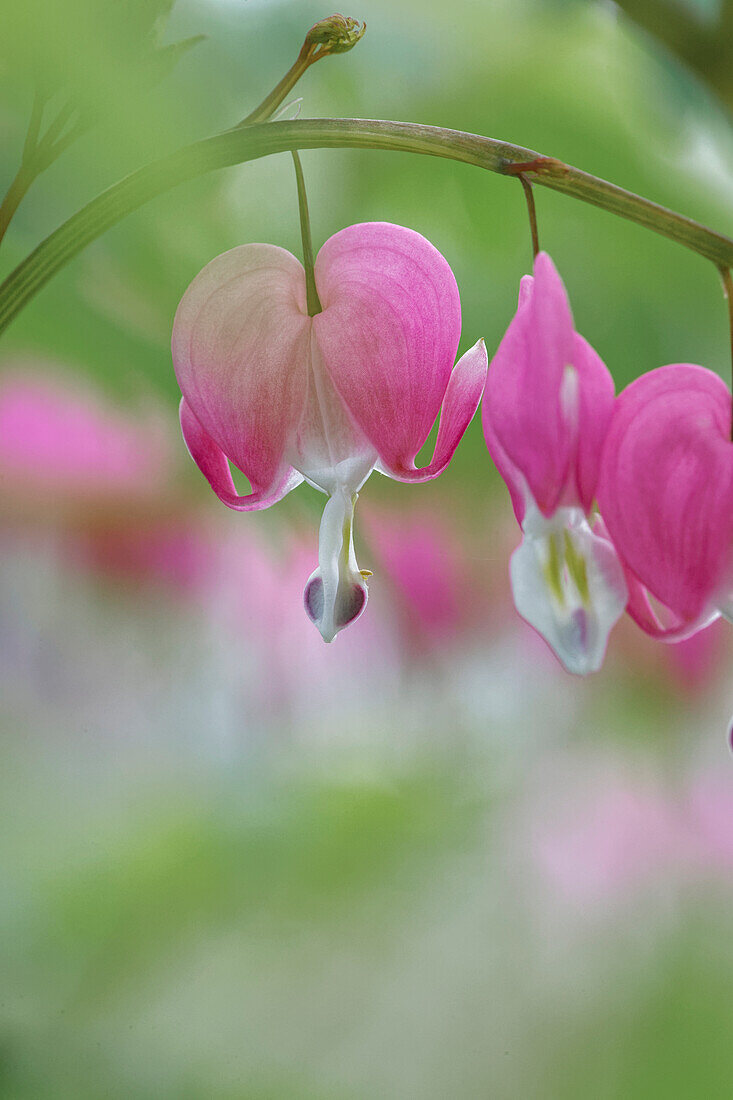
(237, 15, 366, 126)
(292, 151, 322, 316)
(519, 175, 540, 261)
(1, 118, 733, 335)
(240, 55, 313, 127)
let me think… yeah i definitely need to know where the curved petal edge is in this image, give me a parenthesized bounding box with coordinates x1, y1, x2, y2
(180, 398, 302, 511)
(381, 338, 488, 483)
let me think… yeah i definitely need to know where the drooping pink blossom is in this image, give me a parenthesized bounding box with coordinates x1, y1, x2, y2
(482, 252, 627, 674)
(172, 221, 487, 641)
(597, 364, 733, 640)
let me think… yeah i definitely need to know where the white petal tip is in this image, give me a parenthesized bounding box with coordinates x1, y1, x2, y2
(303, 570, 368, 642)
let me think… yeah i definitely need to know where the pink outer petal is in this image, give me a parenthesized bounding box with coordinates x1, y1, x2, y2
(482, 252, 576, 516)
(481, 387, 527, 524)
(592, 515, 708, 641)
(172, 243, 310, 496)
(597, 364, 733, 624)
(381, 339, 488, 483)
(180, 399, 302, 510)
(312, 222, 462, 473)
(571, 333, 616, 513)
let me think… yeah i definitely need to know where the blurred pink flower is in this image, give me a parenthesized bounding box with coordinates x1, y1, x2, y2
(0, 367, 173, 503)
(525, 754, 733, 912)
(533, 777, 686, 906)
(362, 502, 494, 656)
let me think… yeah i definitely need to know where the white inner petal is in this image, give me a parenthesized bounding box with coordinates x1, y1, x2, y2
(303, 486, 369, 643)
(285, 330, 377, 497)
(510, 503, 628, 676)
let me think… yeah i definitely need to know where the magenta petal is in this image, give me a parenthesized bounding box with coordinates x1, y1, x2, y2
(313, 222, 462, 473)
(382, 338, 488, 483)
(172, 243, 310, 496)
(483, 252, 576, 516)
(598, 364, 733, 624)
(624, 566, 719, 641)
(572, 333, 616, 513)
(180, 399, 302, 510)
(481, 382, 528, 525)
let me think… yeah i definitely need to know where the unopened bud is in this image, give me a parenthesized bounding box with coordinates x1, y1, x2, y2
(304, 14, 366, 56)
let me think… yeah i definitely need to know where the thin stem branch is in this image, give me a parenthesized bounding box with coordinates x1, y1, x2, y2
(0, 166, 34, 249)
(238, 15, 366, 127)
(291, 151, 322, 315)
(0, 98, 84, 250)
(22, 89, 46, 164)
(519, 176, 540, 261)
(1, 118, 733, 336)
(241, 54, 313, 127)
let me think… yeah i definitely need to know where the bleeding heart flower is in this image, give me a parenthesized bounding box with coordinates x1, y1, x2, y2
(482, 252, 627, 674)
(172, 221, 487, 642)
(597, 363, 733, 640)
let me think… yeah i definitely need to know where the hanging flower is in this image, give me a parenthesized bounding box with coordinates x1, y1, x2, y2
(172, 221, 487, 641)
(482, 252, 627, 674)
(597, 363, 733, 640)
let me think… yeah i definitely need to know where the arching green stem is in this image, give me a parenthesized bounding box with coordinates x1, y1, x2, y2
(1, 117, 733, 336)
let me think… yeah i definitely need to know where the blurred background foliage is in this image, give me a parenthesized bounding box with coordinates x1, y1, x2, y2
(1, 0, 733, 1096)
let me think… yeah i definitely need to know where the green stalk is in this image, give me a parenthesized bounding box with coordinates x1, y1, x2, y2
(1, 117, 732, 335)
(291, 151, 322, 315)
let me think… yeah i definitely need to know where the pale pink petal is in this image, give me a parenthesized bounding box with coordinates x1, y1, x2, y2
(180, 399, 302, 510)
(172, 243, 310, 497)
(598, 364, 733, 623)
(313, 222, 462, 473)
(483, 253, 576, 516)
(379, 339, 488, 482)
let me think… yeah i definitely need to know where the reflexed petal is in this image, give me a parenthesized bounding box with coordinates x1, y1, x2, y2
(180, 399, 302, 510)
(379, 339, 488, 483)
(313, 222, 462, 472)
(510, 506, 628, 675)
(598, 364, 733, 624)
(483, 252, 576, 516)
(592, 514, 718, 641)
(304, 486, 368, 642)
(172, 243, 310, 495)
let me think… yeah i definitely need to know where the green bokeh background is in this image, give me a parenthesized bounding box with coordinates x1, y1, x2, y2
(1, 1, 733, 1096)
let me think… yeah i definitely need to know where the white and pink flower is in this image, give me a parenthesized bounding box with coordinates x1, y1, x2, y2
(172, 221, 487, 641)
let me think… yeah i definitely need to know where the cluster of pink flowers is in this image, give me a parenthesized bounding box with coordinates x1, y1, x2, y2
(171, 222, 733, 681)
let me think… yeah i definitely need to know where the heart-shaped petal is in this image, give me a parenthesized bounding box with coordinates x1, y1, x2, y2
(313, 222, 464, 476)
(598, 364, 733, 624)
(172, 243, 310, 498)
